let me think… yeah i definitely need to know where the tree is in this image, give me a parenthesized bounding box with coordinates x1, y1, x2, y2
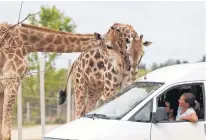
(199, 55, 206, 62)
(150, 58, 190, 71)
(164, 59, 176, 66)
(28, 5, 76, 31)
(182, 60, 189, 63)
(176, 60, 181, 64)
(138, 63, 146, 70)
(151, 62, 159, 70)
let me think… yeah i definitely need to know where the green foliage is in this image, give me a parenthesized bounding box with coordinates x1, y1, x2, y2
(28, 5, 76, 32)
(138, 69, 151, 78)
(150, 59, 189, 71)
(53, 117, 66, 124)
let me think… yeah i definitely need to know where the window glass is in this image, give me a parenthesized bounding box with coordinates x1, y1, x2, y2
(131, 101, 153, 122)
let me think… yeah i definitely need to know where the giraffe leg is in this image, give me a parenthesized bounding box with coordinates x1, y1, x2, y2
(85, 92, 101, 114)
(0, 93, 4, 140)
(74, 85, 86, 119)
(1, 83, 18, 140)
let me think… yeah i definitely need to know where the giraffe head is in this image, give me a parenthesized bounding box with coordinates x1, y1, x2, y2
(93, 26, 122, 58)
(127, 34, 152, 80)
(106, 24, 134, 52)
(105, 23, 140, 72)
(104, 24, 134, 71)
(98, 26, 121, 51)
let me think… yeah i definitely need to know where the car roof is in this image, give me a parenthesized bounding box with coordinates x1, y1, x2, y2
(137, 62, 206, 84)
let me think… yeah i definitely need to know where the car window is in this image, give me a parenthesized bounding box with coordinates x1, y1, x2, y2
(129, 100, 153, 122)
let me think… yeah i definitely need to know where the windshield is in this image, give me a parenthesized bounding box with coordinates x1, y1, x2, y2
(86, 82, 163, 119)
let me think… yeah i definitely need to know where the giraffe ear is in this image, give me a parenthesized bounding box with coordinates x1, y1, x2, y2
(94, 32, 102, 40)
(143, 41, 152, 47)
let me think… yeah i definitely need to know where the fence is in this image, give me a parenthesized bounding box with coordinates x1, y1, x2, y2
(13, 58, 74, 140)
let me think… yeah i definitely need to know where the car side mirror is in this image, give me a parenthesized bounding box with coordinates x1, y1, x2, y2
(152, 107, 168, 123)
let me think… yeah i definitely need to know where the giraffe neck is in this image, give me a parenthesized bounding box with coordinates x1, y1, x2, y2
(0, 23, 101, 55)
(111, 23, 140, 81)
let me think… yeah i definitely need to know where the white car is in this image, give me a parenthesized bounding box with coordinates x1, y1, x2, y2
(43, 62, 206, 140)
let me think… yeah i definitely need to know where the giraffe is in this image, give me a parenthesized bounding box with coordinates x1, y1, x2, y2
(58, 26, 128, 119)
(0, 23, 114, 140)
(105, 23, 153, 88)
(58, 24, 152, 119)
(127, 34, 152, 81)
(117, 34, 152, 91)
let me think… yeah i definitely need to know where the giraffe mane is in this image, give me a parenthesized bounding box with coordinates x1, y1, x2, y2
(109, 23, 139, 39)
(21, 23, 94, 37)
(112, 23, 135, 30)
(125, 24, 135, 30)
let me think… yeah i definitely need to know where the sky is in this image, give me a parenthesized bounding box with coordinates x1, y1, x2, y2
(0, 1, 205, 69)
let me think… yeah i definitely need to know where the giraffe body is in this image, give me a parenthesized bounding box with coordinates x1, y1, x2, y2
(62, 33, 127, 119)
(58, 24, 153, 119)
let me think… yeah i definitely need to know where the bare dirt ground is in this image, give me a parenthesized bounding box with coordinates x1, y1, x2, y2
(11, 124, 61, 140)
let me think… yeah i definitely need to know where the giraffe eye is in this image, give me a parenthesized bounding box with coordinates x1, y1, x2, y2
(116, 29, 120, 32)
(126, 38, 130, 43)
(106, 45, 112, 49)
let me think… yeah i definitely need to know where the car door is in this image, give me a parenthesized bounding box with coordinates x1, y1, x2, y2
(150, 81, 206, 140)
(120, 100, 153, 140)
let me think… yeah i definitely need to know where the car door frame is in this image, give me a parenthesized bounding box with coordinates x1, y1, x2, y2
(151, 80, 206, 140)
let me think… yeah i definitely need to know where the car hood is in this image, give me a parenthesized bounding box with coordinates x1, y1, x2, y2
(44, 118, 121, 139)
(43, 117, 147, 140)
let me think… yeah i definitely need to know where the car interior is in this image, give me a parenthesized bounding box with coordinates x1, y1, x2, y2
(157, 83, 205, 121)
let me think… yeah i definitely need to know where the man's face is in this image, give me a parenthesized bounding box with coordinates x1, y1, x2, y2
(165, 101, 172, 113)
